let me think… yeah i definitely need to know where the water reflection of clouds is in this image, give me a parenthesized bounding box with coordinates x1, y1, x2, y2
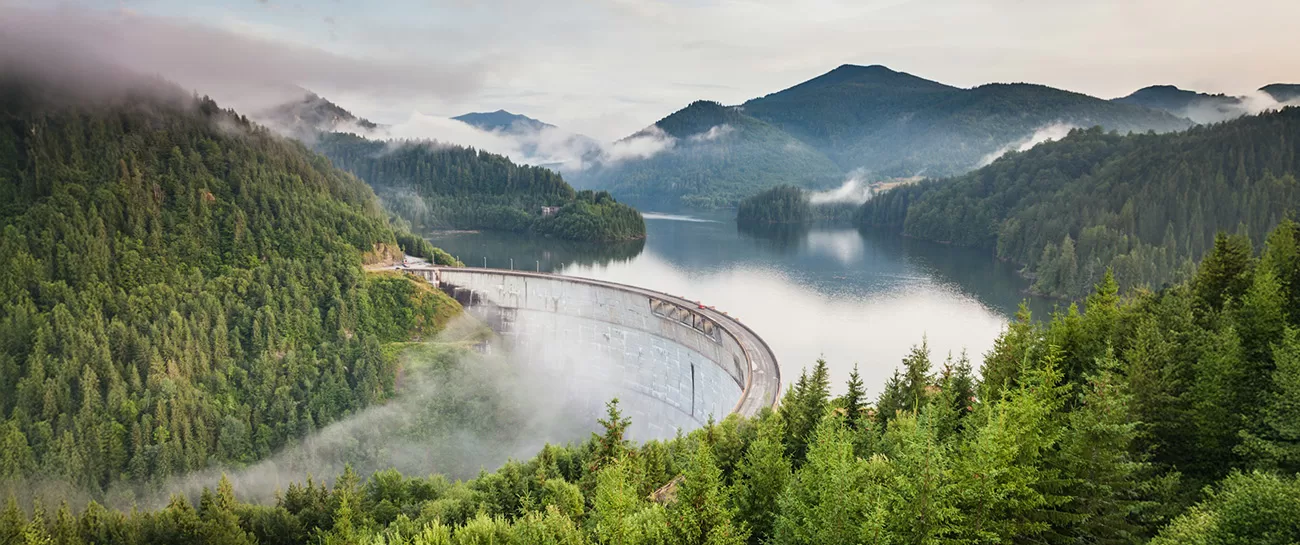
(562, 253, 1008, 394)
(641, 212, 720, 223)
(802, 229, 866, 265)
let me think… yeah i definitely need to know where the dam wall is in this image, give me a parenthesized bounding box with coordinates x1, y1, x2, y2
(407, 267, 780, 439)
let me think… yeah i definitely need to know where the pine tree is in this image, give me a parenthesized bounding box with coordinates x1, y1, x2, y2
(840, 364, 866, 428)
(1261, 219, 1300, 326)
(1, 496, 23, 545)
(953, 345, 1070, 543)
(980, 304, 1038, 403)
(730, 413, 791, 545)
(901, 339, 934, 414)
(1192, 233, 1254, 314)
(782, 361, 830, 466)
(874, 370, 905, 431)
(594, 398, 632, 471)
(772, 414, 885, 545)
(881, 407, 960, 544)
(668, 441, 747, 545)
(590, 458, 644, 545)
(1238, 328, 1300, 473)
(200, 475, 254, 545)
(1054, 351, 1160, 544)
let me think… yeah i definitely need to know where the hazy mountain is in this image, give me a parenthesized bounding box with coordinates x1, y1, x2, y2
(739, 64, 1193, 178)
(1112, 85, 1245, 123)
(573, 100, 843, 208)
(256, 89, 379, 138)
(1262, 83, 1300, 103)
(861, 106, 1300, 298)
(454, 109, 554, 133)
(451, 109, 604, 171)
(579, 64, 1194, 208)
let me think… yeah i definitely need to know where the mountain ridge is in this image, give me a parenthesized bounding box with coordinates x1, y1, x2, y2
(453, 109, 555, 133)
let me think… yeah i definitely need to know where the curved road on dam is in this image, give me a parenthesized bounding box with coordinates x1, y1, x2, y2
(399, 264, 782, 418)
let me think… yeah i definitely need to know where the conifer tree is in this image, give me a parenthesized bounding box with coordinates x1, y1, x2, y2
(901, 339, 934, 413)
(1, 496, 23, 545)
(773, 414, 885, 545)
(840, 364, 866, 428)
(874, 369, 905, 431)
(668, 441, 747, 545)
(1192, 233, 1254, 314)
(1054, 351, 1160, 544)
(1238, 328, 1300, 473)
(881, 407, 960, 543)
(730, 413, 790, 544)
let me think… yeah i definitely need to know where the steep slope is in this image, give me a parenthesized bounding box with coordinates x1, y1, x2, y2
(0, 75, 460, 492)
(740, 64, 959, 151)
(741, 65, 1192, 178)
(860, 107, 1300, 298)
(314, 132, 645, 242)
(256, 89, 379, 138)
(1262, 83, 1300, 103)
(453, 109, 554, 133)
(574, 100, 843, 208)
(1112, 84, 1244, 123)
(454, 109, 604, 171)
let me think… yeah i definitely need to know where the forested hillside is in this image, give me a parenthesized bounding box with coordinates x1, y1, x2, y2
(255, 90, 379, 139)
(1263, 84, 1300, 103)
(735, 185, 857, 226)
(315, 133, 645, 242)
(860, 107, 1300, 298)
(452, 110, 553, 133)
(0, 77, 462, 495)
(573, 101, 842, 209)
(580, 65, 1192, 208)
(1112, 85, 1245, 123)
(8, 227, 1300, 544)
(741, 64, 1192, 178)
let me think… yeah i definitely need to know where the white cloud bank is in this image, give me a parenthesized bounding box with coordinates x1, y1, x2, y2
(979, 122, 1078, 167)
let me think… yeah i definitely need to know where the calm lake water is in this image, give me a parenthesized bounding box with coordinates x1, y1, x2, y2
(427, 210, 1058, 396)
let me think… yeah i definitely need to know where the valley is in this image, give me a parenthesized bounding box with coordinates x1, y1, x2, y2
(3, 2, 1300, 544)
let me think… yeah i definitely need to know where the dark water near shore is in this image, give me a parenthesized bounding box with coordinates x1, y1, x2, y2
(427, 210, 1058, 395)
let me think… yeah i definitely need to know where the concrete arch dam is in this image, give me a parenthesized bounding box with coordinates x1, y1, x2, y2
(406, 267, 781, 440)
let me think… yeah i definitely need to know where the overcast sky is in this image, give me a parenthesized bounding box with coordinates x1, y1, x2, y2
(6, 0, 1300, 140)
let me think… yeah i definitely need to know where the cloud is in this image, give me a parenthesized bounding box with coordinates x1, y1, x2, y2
(140, 314, 619, 506)
(809, 171, 874, 205)
(0, 5, 490, 115)
(979, 122, 1077, 167)
(304, 110, 670, 172)
(606, 125, 677, 162)
(688, 124, 736, 142)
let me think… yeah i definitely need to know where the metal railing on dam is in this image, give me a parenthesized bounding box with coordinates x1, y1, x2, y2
(403, 266, 781, 438)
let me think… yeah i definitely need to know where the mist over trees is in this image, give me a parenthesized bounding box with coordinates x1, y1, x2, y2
(860, 107, 1300, 298)
(7, 225, 1300, 542)
(0, 78, 463, 498)
(315, 133, 646, 243)
(736, 185, 859, 227)
(573, 100, 843, 209)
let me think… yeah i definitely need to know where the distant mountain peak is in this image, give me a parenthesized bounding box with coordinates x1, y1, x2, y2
(256, 90, 378, 138)
(453, 110, 554, 133)
(831, 63, 894, 73)
(1261, 84, 1300, 103)
(1113, 85, 1249, 124)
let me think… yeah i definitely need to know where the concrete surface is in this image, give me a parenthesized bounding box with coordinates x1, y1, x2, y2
(404, 266, 781, 439)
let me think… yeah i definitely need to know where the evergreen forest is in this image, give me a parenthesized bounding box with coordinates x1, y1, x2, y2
(736, 185, 858, 227)
(860, 107, 1300, 298)
(0, 78, 465, 499)
(6, 224, 1300, 543)
(314, 133, 645, 243)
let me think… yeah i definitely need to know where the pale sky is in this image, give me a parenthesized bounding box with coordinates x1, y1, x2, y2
(5, 0, 1300, 140)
